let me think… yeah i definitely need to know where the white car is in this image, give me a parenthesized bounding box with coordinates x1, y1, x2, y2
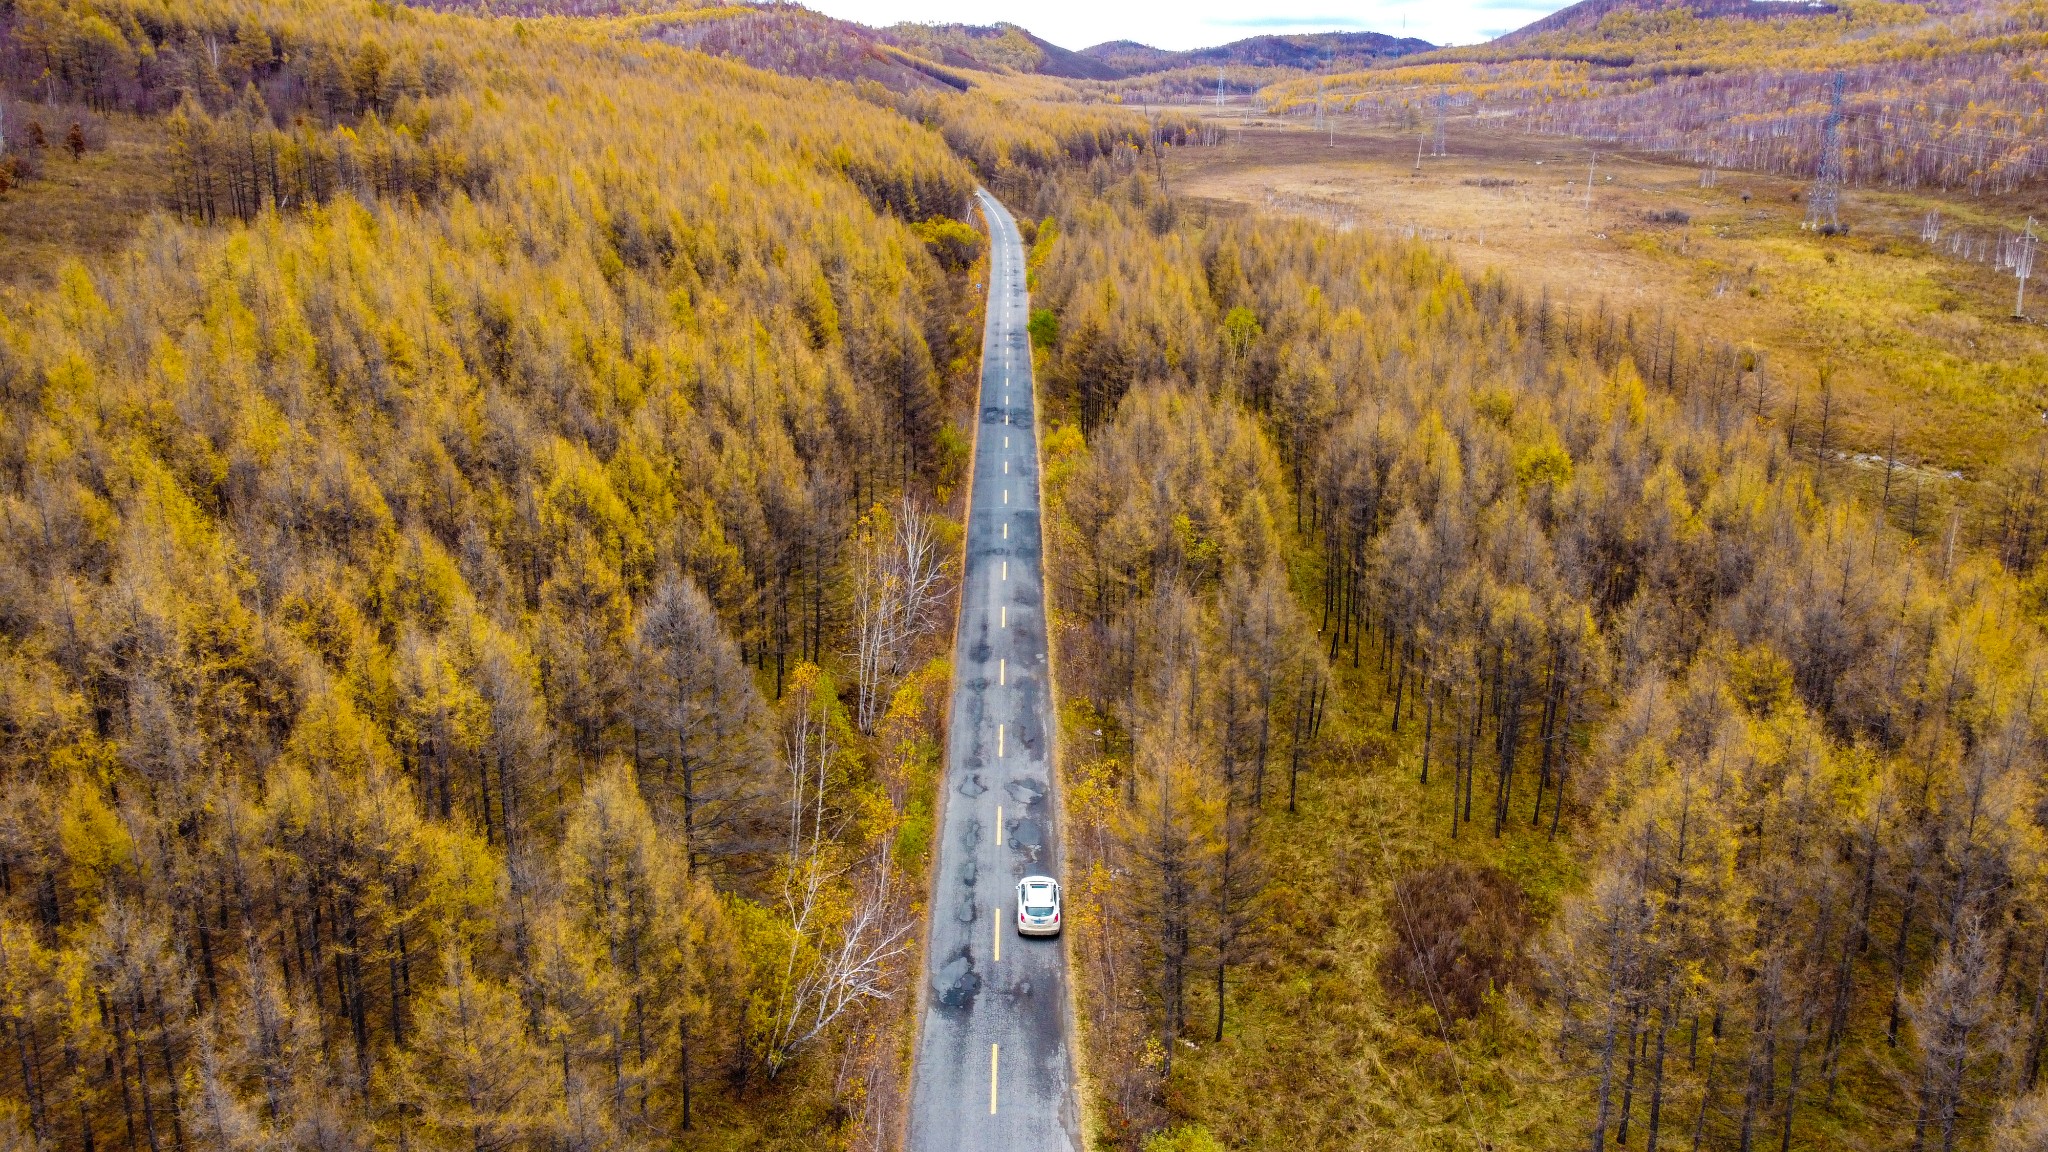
(1016, 876, 1061, 937)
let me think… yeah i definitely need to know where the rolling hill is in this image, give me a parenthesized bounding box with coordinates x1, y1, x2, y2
(1496, 0, 1840, 42)
(884, 21, 1126, 79)
(1080, 30, 1437, 74)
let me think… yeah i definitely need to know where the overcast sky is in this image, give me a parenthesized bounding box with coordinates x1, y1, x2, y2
(803, 0, 1566, 50)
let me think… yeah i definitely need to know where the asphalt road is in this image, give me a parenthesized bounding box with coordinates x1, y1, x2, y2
(906, 190, 1081, 1152)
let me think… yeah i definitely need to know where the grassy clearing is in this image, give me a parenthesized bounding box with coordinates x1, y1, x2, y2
(0, 112, 167, 295)
(1156, 620, 1583, 1152)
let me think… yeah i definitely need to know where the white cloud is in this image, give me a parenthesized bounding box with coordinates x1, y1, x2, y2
(804, 0, 1575, 50)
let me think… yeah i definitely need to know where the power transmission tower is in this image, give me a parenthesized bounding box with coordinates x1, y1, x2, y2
(1804, 72, 1847, 233)
(1584, 151, 1597, 217)
(1216, 69, 1226, 110)
(1431, 88, 1447, 156)
(2018, 217, 2038, 319)
(1313, 54, 1338, 146)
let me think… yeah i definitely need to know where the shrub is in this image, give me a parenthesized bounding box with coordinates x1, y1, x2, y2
(1145, 1124, 1226, 1152)
(1379, 861, 1532, 1020)
(1028, 306, 1059, 350)
(912, 216, 981, 270)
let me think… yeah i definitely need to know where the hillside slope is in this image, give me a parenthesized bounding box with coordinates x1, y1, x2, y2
(1498, 0, 1841, 42)
(886, 21, 1124, 79)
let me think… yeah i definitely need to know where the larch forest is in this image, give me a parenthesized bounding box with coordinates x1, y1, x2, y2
(1, 1, 2048, 1151)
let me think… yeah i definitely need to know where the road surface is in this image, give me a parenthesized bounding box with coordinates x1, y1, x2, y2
(906, 190, 1080, 1152)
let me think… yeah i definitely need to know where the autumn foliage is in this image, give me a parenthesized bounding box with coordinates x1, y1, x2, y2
(1034, 154, 2048, 1149)
(0, 0, 993, 1147)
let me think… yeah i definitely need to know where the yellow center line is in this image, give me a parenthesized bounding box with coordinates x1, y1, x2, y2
(1000, 658, 1006, 685)
(994, 905, 1001, 962)
(1002, 560, 1008, 580)
(1001, 606, 1007, 627)
(990, 1044, 999, 1114)
(1003, 522, 1008, 540)
(998, 724, 1004, 758)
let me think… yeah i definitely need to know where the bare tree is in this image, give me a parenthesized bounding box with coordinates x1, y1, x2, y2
(761, 671, 913, 1077)
(1546, 857, 1656, 1152)
(634, 572, 769, 871)
(849, 499, 949, 734)
(1907, 912, 2013, 1152)
(475, 630, 550, 862)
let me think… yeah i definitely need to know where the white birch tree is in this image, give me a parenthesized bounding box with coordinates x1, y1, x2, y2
(849, 499, 949, 734)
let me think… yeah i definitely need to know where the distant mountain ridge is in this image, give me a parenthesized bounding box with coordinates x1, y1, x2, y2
(1498, 0, 1838, 41)
(1081, 30, 1436, 75)
(403, 3, 1433, 86)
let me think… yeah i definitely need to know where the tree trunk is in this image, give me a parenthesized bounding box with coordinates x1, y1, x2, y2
(1777, 1023, 1808, 1152)
(1591, 991, 1625, 1152)
(680, 1014, 693, 1131)
(1618, 1008, 1644, 1145)
(1888, 872, 1922, 1047)
(1645, 998, 1672, 1152)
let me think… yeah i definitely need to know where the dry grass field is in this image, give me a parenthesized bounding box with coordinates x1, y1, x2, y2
(1168, 112, 2048, 494)
(0, 113, 167, 294)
